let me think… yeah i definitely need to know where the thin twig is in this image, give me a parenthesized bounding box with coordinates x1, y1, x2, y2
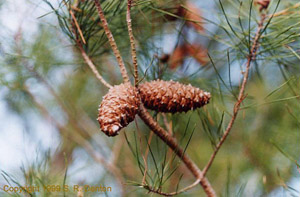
(201, 13, 267, 177)
(127, 0, 139, 86)
(143, 177, 202, 196)
(138, 105, 216, 197)
(142, 131, 153, 185)
(66, 1, 86, 44)
(68, 4, 112, 88)
(143, 178, 202, 197)
(94, 0, 130, 83)
(134, 119, 149, 186)
(77, 41, 112, 88)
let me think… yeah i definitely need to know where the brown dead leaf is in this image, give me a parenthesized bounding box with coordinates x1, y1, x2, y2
(168, 42, 207, 69)
(255, 0, 271, 12)
(186, 43, 208, 65)
(163, 2, 204, 33)
(182, 2, 204, 33)
(168, 44, 188, 69)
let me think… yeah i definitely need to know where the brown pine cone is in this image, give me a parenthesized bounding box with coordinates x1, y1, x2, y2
(138, 80, 210, 113)
(98, 83, 140, 136)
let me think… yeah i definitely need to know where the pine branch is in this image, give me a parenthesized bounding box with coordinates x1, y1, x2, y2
(127, 0, 139, 86)
(90, 1, 215, 195)
(90, 1, 216, 195)
(94, 0, 130, 83)
(201, 12, 268, 178)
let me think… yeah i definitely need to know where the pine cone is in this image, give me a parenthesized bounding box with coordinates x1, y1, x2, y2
(138, 80, 210, 113)
(98, 83, 140, 136)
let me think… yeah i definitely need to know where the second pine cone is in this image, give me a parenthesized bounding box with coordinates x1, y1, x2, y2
(138, 80, 210, 113)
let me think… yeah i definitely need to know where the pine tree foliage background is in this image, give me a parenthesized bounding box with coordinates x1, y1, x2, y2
(0, 0, 299, 196)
